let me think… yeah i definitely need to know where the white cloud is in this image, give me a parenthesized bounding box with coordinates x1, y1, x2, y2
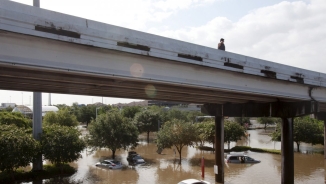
(154, 0, 216, 11)
(10, 0, 217, 30)
(150, 0, 326, 72)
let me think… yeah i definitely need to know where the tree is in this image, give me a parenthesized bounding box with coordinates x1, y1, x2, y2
(187, 111, 205, 123)
(234, 117, 250, 126)
(55, 104, 70, 110)
(43, 108, 79, 127)
(194, 120, 215, 147)
(164, 108, 188, 122)
(77, 105, 96, 125)
(0, 125, 39, 179)
(0, 111, 32, 128)
(224, 120, 246, 149)
(0, 106, 14, 112)
(257, 117, 280, 131)
(134, 109, 161, 143)
(97, 105, 114, 116)
(156, 119, 198, 164)
(87, 110, 139, 159)
(270, 116, 324, 152)
(41, 125, 85, 172)
(122, 106, 142, 119)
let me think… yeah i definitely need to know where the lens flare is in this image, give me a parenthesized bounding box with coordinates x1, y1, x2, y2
(145, 84, 157, 98)
(130, 63, 144, 78)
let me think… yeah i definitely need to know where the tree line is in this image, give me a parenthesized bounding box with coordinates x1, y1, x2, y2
(0, 104, 324, 175)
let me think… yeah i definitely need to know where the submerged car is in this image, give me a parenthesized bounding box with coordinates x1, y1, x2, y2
(127, 151, 146, 165)
(178, 179, 210, 184)
(127, 151, 138, 161)
(226, 154, 261, 164)
(95, 159, 124, 169)
(131, 155, 146, 164)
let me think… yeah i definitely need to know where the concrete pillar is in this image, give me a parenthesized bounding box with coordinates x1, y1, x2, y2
(32, 92, 43, 171)
(281, 118, 294, 184)
(324, 120, 326, 159)
(215, 116, 224, 183)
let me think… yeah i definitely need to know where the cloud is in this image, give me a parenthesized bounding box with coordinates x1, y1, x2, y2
(10, 0, 217, 30)
(150, 0, 326, 73)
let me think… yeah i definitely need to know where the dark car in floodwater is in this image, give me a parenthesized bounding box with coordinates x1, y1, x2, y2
(127, 151, 146, 165)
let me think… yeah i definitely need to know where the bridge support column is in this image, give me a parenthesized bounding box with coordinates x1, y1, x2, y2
(281, 117, 294, 184)
(215, 115, 224, 183)
(315, 112, 326, 159)
(32, 92, 43, 171)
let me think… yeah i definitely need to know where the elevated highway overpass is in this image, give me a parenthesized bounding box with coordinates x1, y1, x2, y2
(0, 1, 325, 183)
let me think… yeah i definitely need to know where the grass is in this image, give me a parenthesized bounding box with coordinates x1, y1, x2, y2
(0, 164, 76, 183)
(198, 145, 281, 154)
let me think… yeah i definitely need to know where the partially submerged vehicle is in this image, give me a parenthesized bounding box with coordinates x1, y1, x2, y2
(225, 152, 261, 164)
(95, 159, 124, 169)
(127, 151, 146, 165)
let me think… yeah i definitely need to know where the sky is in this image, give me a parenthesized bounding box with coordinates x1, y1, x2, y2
(1, 0, 325, 106)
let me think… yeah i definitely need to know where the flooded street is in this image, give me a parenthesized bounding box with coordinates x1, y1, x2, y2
(62, 128, 325, 184)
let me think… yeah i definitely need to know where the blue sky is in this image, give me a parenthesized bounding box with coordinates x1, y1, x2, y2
(1, 0, 325, 105)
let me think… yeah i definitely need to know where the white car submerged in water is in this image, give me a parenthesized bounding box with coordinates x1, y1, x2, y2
(225, 152, 261, 164)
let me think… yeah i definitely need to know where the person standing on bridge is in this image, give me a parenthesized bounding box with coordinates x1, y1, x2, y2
(218, 38, 225, 51)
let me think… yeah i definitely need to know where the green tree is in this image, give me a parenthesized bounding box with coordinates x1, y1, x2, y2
(122, 106, 142, 119)
(41, 125, 85, 172)
(77, 105, 96, 125)
(88, 110, 139, 159)
(0, 106, 14, 112)
(203, 121, 216, 147)
(43, 108, 78, 127)
(156, 119, 198, 164)
(234, 117, 250, 126)
(97, 105, 113, 116)
(0, 125, 39, 179)
(187, 111, 205, 123)
(161, 108, 188, 122)
(0, 111, 32, 128)
(270, 116, 324, 152)
(224, 120, 246, 149)
(134, 110, 161, 143)
(55, 104, 70, 110)
(258, 117, 280, 131)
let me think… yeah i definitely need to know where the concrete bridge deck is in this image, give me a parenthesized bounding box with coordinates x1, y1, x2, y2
(0, 0, 325, 106)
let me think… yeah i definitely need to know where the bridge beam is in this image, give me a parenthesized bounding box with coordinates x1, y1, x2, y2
(202, 101, 318, 117)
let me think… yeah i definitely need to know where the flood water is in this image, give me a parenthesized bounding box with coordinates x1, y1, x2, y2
(27, 127, 325, 184)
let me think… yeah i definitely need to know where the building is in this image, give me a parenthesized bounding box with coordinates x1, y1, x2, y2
(12, 105, 59, 118)
(0, 103, 16, 111)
